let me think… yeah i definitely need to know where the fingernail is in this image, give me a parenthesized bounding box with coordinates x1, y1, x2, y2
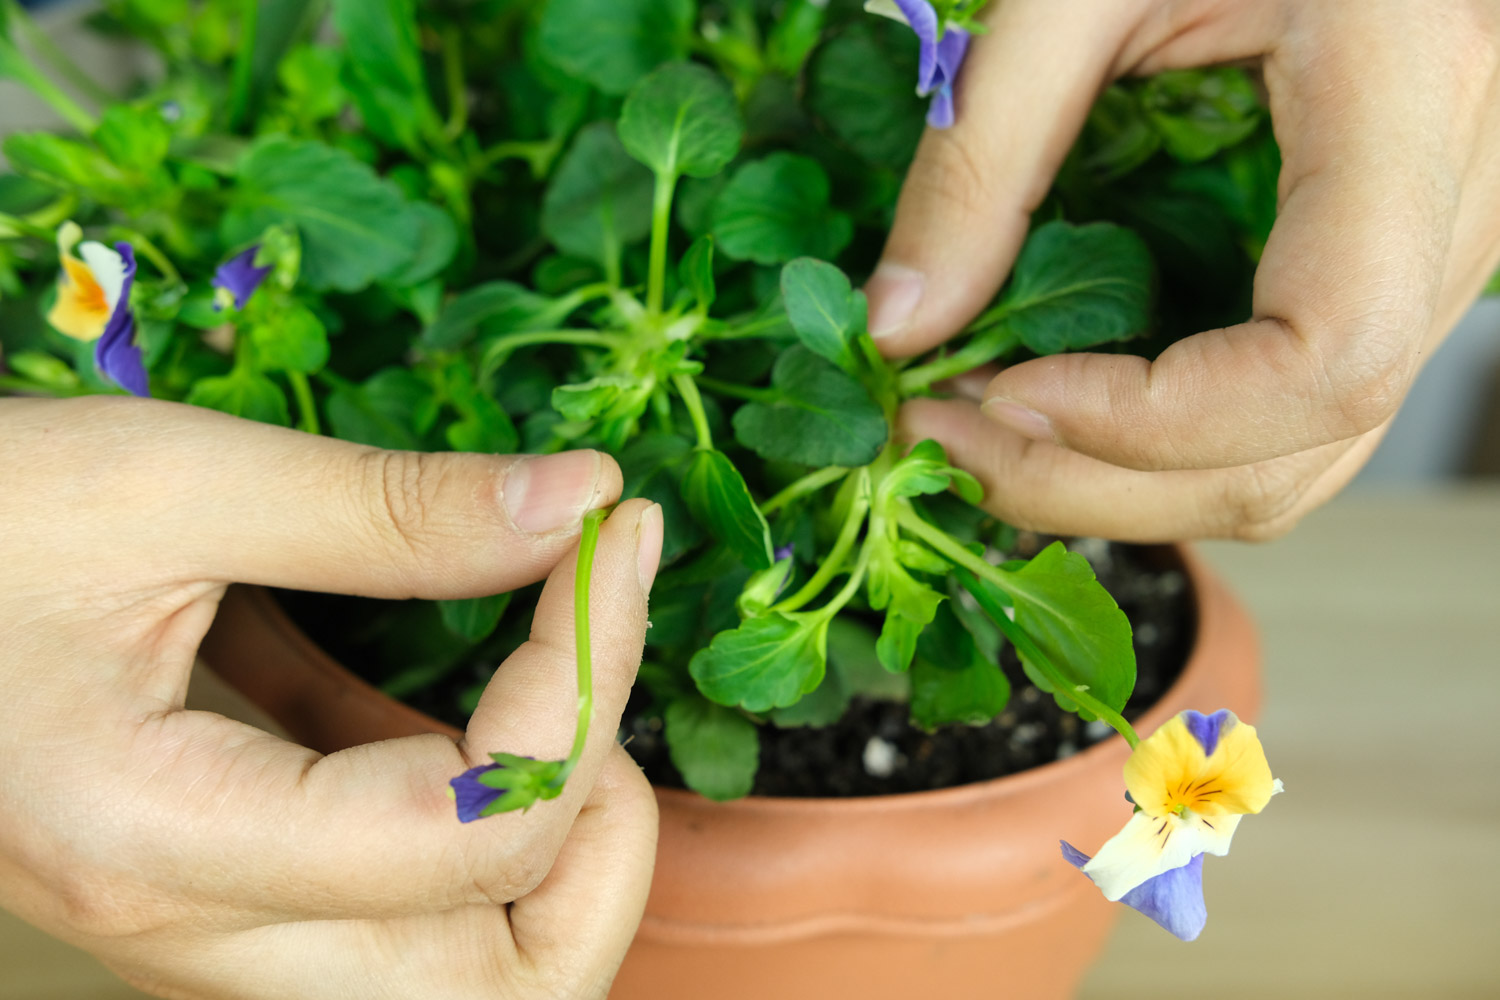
(501, 451, 603, 535)
(982, 399, 1055, 442)
(637, 503, 663, 591)
(866, 263, 925, 339)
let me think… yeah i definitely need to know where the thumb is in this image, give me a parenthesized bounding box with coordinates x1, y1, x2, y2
(25, 397, 621, 599)
(865, 0, 1139, 357)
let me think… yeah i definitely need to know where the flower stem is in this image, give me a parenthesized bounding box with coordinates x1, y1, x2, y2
(478, 329, 624, 382)
(760, 465, 849, 516)
(228, 0, 258, 131)
(442, 26, 468, 141)
(555, 507, 609, 785)
(772, 469, 870, 614)
(897, 324, 1020, 395)
(646, 171, 676, 316)
(672, 372, 714, 450)
(287, 371, 320, 435)
(896, 505, 1140, 748)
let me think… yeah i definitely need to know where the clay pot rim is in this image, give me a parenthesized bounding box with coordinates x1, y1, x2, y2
(649, 542, 1211, 816)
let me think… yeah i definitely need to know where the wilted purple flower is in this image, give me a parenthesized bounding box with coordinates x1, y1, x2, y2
(450, 763, 507, 823)
(1062, 841, 1208, 942)
(212, 245, 273, 311)
(865, 0, 971, 128)
(93, 243, 148, 397)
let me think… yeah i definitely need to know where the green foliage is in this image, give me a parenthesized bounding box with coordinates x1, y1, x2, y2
(732, 347, 887, 467)
(619, 62, 743, 181)
(664, 695, 759, 801)
(438, 593, 512, 643)
(538, 0, 696, 96)
(542, 123, 655, 269)
(711, 154, 852, 265)
(690, 611, 829, 713)
(681, 448, 775, 570)
(780, 257, 867, 371)
(185, 370, 291, 426)
(909, 604, 1011, 731)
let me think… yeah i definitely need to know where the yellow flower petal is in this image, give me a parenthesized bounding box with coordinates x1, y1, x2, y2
(1124, 712, 1277, 819)
(48, 254, 110, 342)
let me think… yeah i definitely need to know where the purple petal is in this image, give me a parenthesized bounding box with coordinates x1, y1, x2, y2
(451, 763, 507, 823)
(94, 243, 148, 397)
(212, 245, 273, 311)
(1182, 709, 1233, 757)
(892, 0, 940, 92)
(932, 24, 970, 91)
(1060, 841, 1208, 942)
(773, 544, 795, 562)
(926, 85, 956, 129)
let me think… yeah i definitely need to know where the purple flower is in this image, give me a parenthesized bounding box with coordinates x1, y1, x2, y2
(773, 543, 795, 562)
(450, 763, 507, 823)
(212, 245, 273, 311)
(94, 243, 148, 397)
(1182, 708, 1232, 756)
(866, 0, 972, 128)
(1062, 841, 1208, 942)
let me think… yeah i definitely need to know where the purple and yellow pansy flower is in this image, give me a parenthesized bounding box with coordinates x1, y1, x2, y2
(864, 0, 972, 128)
(1062, 709, 1282, 940)
(46, 221, 148, 397)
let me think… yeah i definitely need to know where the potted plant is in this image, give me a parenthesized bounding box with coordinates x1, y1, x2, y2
(0, 0, 1283, 995)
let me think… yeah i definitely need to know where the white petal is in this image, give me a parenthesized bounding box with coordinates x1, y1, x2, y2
(1189, 810, 1242, 857)
(79, 241, 127, 310)
(1083, 811, 1211, 902)
(863, 0, 909, 25)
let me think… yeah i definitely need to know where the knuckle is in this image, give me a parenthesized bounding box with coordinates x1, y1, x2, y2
(1279, 312, 1416, 440)
(50, 868, 173, 941)
(1222, 462, 1309, 542)
(355, 448, 445, 563)
(905, 132, 1003, 220)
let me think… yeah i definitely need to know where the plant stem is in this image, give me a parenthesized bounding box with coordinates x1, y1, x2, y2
(479, 329, 624, 381)
(0, 37, 96, 133)
(4, 0, 112, 105)
(228, 0, 258, 131)
(441, 26, 468, 141)
(554, 507, 609, 785)
(897, 325, 1020, 396)
(646, 170, 676, 315)
(693, 374, 778, 403)
(672, 372, 714, 450)
(287, 371, 320, 435)
(760, 465, 849, 516)
(772, 469, 870, 614)
(897, 506, 1140, 748)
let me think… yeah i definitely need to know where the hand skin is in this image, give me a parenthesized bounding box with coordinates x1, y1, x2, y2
(0, 397, 664, 1000)
(868, 0, 1500, 541)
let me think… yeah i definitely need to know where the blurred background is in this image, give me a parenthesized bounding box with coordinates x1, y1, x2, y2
(3, 2, 1498, 998)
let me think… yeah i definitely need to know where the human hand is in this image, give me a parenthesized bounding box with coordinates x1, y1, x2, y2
(0, 397, 663, 999)
(868, 0, 1500, 541)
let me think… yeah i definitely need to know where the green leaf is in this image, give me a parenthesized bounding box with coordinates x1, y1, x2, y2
(882, 439, 983, 505)
(732, 346, 887, 467)
(909, 604, 1010, 731)
(773, 617, 907, 727)
(247, 302, 329, 374)
(689, 611, 828, 712)
(538, 0, 695, 96)
(989, 542, 1135, 715)
(186, 370, 291, 426)
(1140, 68, 1262, 164)
(542, 122, 655, 268)
(438, 592, 512, 643)
(711, 154, 852, 266)
(875, 611, 921, 674)
(992, 220, 1154, 355)
(679, 235, 716, 312)
(618, 431, 702, 563)
(94, 104, 171, 173)
(386, 202, 459, 287)
(224, 137, 421, 293)
(664, 695, 759, 801)
(1, 133, 128, 200)
(736, 556, 793, 618)
(552, 374, 641, 423)
(423, 281, 578, 351)
(445, 365, 519, 454)
(618, 62, 743, 180)
(681, 448, 775, 570)
(779, 257, 865, 370)
(325, 368, 434, 450)
(332, 0, 440, 153)
(805, 22, 924, 170)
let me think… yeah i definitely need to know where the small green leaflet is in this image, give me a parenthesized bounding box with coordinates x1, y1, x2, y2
(185, 370, 291, 427)
(438, 592, 512, 644)
(689, 611, 829, 712)
(908, 604, 1010, 731)
(618, 63, 744, 180)
(538, 0, 695, 96)
(664, 695, 759, 801)
(780, 257, 866, 371)
(711, 154, 852, 266)
(1140, 68, 1262, 164)
(732, 346, 887, 467)
(681, 449, 775, 571)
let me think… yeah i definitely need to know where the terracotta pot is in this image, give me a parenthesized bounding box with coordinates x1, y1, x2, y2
(199, 544, 1259, 1000)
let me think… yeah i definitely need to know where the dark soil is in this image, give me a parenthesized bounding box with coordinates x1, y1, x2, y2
(625, 536, 1194, 797)
(279, 535, 1193, 799)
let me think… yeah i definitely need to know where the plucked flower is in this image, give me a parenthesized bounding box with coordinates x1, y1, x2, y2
(46, 221, 147, 397)
(1061, 709, 1282, 940)
(864, 0, 971, 128)
(212, 245, 273, 311)
(450, 763, 508, 823)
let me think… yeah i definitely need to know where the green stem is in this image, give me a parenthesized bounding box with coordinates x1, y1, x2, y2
(772, 469, 870, 614)
(228, 0, 258, 131)
(0, 211, 50, 241)
(442, 27, 468, 141)
(5, 0, 112, 105)
(897, 324, 1020, 396)
(760, 465, 849, 516)
(646, 170, 676, 316)
(479, 329, 624, 381)
(0, 375, 86, 397)
(810, 530, 875, 623)
(554, 507, 609, 785)
(672, 373, 713, 450)
(287, 371, 320, 435)
(693, 375, 778, 403)
(897, 506, 1140, 748)
(0, 38, 96, 133)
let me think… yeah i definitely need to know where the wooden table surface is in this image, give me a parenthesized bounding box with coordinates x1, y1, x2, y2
(4, 487, 1498, 999)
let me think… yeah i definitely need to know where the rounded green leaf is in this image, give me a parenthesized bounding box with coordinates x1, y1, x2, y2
(689, 612, 829, 713)
(712, 154, 852, 266)
(542, 122, 654, 267)
(664, 695, 759, 801)
(538, 0, 695, 96)
(618, 62, 743, 180)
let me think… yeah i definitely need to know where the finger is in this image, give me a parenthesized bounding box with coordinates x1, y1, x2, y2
(903, 397, 1387, 542)
(507, 746, 658, 999)
(865, 0, 1145, 356)
(981, 7, 1481, 471)
(56, 502, 661, 929)
(8, 397, 621, 599)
